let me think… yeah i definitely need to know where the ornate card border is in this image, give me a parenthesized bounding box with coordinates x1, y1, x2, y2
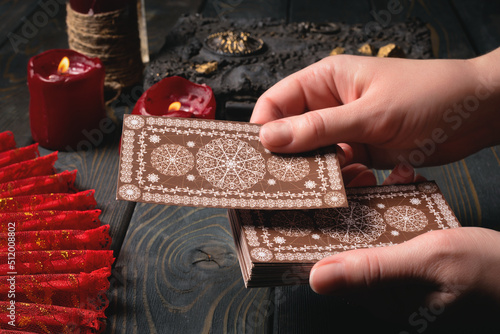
(233, 181, 460, 263)
(117, 115, 347, 210)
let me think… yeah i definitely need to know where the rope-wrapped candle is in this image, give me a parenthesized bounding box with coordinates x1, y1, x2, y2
(66, 0, 144, 91)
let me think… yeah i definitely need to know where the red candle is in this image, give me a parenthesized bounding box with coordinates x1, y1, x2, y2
(132, 76, 216, 119)
(69, 0, 132, 14)
(28, 49, 106, 150)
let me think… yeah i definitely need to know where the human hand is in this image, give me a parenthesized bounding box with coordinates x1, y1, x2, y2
(308, 226, 500, 329)
(314, 163, 500, 329)
(251, 50, 500, 169)
(311, 163, 500, 329)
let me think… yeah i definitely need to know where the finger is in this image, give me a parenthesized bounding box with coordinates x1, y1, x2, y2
(250, 58, 343, 124)
(309, 230, 442, 295)
(341, 163, 376, 187)
(347, 170, 377, 188)
(415, 173, 428, 182)
(258, 102, 367, 153)
(337, 143, 353, 166)
(382, 162, 416, 185)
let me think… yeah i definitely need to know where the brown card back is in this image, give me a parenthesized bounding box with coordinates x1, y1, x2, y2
(117, 115, 346, 210)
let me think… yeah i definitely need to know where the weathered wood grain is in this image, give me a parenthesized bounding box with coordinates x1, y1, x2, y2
(273, 285, 405, 334)
(0, 0, 39, 48)
(201, 0, 289, 20)
(107, 204, 273, 333)
(289, 0, 372, 23)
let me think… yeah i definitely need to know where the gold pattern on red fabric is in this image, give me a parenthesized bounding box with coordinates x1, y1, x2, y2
(0, 131, 113, 334)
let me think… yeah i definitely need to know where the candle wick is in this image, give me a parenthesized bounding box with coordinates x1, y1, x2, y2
(89, 0, 97, 15)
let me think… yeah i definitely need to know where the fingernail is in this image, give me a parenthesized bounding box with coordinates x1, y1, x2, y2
(309, 262, 345, 294)
(260, 121, 293, 147)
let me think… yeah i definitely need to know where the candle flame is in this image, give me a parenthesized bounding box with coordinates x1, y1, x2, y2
(57, 57, 70, 74)
(168, 102, 181, 112)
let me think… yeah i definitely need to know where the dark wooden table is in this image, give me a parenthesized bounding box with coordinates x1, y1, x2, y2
(1, 1, 499, 333)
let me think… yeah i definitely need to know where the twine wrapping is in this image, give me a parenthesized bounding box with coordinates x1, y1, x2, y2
(66, 3, 144, 91)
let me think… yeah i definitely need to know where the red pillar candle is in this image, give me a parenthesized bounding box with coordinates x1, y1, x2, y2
(69, 0, 131, 14)
(132, 76, 216, 119)
(28, 49, 106, 150)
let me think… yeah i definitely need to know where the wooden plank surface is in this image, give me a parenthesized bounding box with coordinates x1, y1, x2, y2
(107, 204, 273, 333)
(0, 0, 39, 48)
(201, 0, 289, 20)
(289, 0, 372, 23)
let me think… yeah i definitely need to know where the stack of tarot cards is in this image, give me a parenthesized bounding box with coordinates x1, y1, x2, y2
(117, 115, 461, 287)
(228, 182, 460, 287)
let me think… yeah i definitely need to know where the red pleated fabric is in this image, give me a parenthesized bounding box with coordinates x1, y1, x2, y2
(0, 131, 114, 334)
(0, 152, 57, 183)
(0, 250, 115, 276)
(0, 131, 16, 153)
(0, 225, 111, 251)
(0, 143, 39, 168)
(0, 190, 97, 212)
(0, 170, 77, 198)
(0, 210, 101, 232)
(0, 301, 106, 333)
(0, 267, 111, 311)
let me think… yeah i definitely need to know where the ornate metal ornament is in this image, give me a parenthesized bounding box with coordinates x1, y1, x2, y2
(205, 31, 264, 56)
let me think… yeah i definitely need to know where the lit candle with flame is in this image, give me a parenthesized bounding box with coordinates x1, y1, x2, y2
(168, 101, 182, 112)
(57, 57, 69, 74)
(132, 76, 216, 119)
(28, 49, 106, 150)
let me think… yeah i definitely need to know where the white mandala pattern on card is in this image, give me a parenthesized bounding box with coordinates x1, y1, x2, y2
(274, 236, 286, 244)
(251, 248, 273, 262)
(315, 202, 386, 244)
(324, 191, 346, 207)
(267, 156, 309, 182)
(410, 198, 421, 205)
(196, 138, 266, 190)
(151, 144, 195, 176)
(384, 205, 428, 232)
(149, 134, 161, 144)
(118, 184, 141, 201)
(271, 211, 313, 237)
(418, 182, 438, 193)
(147, 173, 159, 183)
(304, 180, 317, 189)
(124, 115, 144, 129)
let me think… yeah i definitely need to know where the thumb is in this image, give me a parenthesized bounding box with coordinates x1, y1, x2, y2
(259, 102, 367, 153)
(309, 234, 430, 295)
